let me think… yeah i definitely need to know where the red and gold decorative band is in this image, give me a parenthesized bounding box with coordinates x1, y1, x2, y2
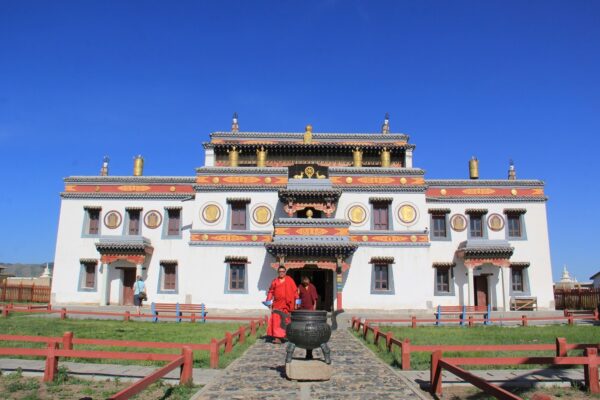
(190, 233, 272, 243)
(100, 254, 146, 264)
(331, 176, 425, 186)
(350, 234, 429, 244)
(195, 176, 288, 186)
(65, 185, 194, 193)
(270, 261, 350, 272)
(274, 227, 349, 236)
(426, 187, 544, 197)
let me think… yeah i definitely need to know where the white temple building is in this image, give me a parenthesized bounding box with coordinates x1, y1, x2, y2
(51, 115, 555, 310)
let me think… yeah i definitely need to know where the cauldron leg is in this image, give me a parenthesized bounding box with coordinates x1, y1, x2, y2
(305, 348, 313, 360)
(320, 342, 331, 365)
(285, 342, 296, 364)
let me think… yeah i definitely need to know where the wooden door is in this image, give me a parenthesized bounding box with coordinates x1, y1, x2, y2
(122, 269, 136, 306)
(474, 275, 488, 306)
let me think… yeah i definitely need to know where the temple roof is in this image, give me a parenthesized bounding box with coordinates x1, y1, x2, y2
(265, 242, 358, 258)
(456, 240, 514, 259)
(95, 236, 153, 254)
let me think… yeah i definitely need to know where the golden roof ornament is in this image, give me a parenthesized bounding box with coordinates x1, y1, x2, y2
(228, 145, 240, 167)
(231, 112, 239, 133)
(469, 156, 479, 180)
(380, 147, 391, 167)
(381, 112, 390, 134)
(256, 146, 267, 168)
(303, 124, 313, 144)
(100, 156, 109, 176)
(508, 159, 516, 180)
(352, 147, 363, 167)
(133, 155, 144, 176)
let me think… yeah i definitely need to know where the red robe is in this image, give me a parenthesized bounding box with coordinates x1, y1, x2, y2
(298, 283, 318, 310)
(266, 275, 298, 338)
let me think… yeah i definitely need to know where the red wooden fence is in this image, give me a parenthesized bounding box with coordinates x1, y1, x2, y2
(0, 282, 51, 303)
(554, 288, 600, 310)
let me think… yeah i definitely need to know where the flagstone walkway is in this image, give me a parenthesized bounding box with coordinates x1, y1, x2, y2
(192, 328, 429, 400)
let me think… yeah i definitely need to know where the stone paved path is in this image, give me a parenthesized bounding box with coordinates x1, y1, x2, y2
(193, 329, 428, 400)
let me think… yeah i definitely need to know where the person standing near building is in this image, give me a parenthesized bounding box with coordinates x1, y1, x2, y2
(133, 275, 146, 315)
(266, 266, 298, 344)
(298, 275, 318, 310)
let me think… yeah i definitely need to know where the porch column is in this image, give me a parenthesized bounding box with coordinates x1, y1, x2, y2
(500, 266, 511, 312)
(136, 264, 143, 278)
(335, 256, 344, 310)
(99, 262, 110, 306)
(466, 267, 475, 306)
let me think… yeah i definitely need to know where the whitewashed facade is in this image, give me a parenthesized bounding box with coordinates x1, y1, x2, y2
(52, 120, 555, 310)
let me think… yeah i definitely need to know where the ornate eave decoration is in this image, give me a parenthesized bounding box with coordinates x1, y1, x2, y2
(265, 242, 358, 258)
(432, 262, 456, 269)
(64, 176, 196, 184)
(369, 256, 395, 264)
(426, 179, 545, 187)
(428, 208, 451, 214)
(96, 237, 153, 265)
(224, 256, 250, 264)
(456, 240, 514, 268)
(278, 189, 342, 217)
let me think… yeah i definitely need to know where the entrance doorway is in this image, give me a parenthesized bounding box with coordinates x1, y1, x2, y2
(288, 267, 334, 311)
(473, 275, 489, 307)
(122, 269, 136, 306)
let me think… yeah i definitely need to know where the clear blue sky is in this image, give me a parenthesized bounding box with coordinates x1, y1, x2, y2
(1, 1, 599, 282)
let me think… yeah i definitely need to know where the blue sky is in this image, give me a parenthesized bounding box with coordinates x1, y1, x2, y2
(0, 1, 599, 282)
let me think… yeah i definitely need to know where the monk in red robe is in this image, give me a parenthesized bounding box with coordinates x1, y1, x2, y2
(266, 266, 298, 343)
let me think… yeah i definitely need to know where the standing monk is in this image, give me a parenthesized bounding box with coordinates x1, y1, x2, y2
(298, 275, 318, 310)
(266, 266, 298, 344)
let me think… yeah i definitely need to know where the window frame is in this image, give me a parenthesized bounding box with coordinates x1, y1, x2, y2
(505, 213, 527, 240)
(164, 208, 182, 238)
(158, 262, 178, 293)
(511, 267, 525, 292)
(227, 263, 247, 293)
(467, 212, 487, 239)
(81, 207, 102, 238)
(125, 209, 142, 236)
(370, 262, 395, 294)
(371, 202, 390, 231)
(434, 266, 455, 296)
(430, 213, 451, 241)
(78, 261, 97, 291)
(229, 203, 248, 231)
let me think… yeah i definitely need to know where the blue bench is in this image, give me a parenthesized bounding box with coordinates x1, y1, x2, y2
(151, 302, 207, 322)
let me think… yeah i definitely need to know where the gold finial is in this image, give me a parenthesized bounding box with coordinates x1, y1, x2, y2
(306, 209, 314, 219)
(380, 147, 391, 167)
(133, 155, 144, 176)
(303, 124, 313, 144)
(256, 146, 267, 168)
(231, 112, 239, 133)
(352, 147, 363, 167)
(100, 156, 109, 176)
(381, 112, 390, 134)
(228, 145, 240, 167)
(469, 156, 479, 180)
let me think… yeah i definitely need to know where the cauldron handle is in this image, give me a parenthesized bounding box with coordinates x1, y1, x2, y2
(330, 309, 344, 331)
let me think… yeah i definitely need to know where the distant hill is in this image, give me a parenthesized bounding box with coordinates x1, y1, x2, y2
(0, 262, 54, 278)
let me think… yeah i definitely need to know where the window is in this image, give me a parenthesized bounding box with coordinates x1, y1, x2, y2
(229, 264, 246, 290)
(85, 208, 100, 235)
(127, 209, 141, 235)
(372, 203, 389, 230)
(81, 261, 97, 289)
(431, 215, 447, 238)
(230, 203, 247, 230)
(161, 263, 177, 291)
(507, 214, 522, 238)
(373, 264, 389, 290)
(166, 209, 181, 236)
(512, 268, 524, 292)
(469, 215, 483, 237)
(436, 268, 451, 293)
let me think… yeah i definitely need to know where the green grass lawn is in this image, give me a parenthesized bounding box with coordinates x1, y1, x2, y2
(353, 324, 600, 370)
(0, 314, 263, 368)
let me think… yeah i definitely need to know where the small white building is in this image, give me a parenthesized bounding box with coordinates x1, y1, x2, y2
(51, 116, 555, 310)
(590, 272, 600, 289)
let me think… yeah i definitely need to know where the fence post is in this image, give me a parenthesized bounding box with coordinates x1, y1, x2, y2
(124, 311, 130, 322)
(521, 315, 528, 327)
(209, 338, 219, 369)
(1, 306, 8, 318)
(385, 331, 393, 351)
(468, 315, 474, 327)
(555, 337, 567, 357)
(594, 308, 599, 321)
(62, 331, 73, 350)
(250, 320, 256, 336)
(225, 332, 233, 353)
(584, 347, 599, 393)
(240, 326, 247, 344)
(363, 322, 369, 339)
(401, 338, 411, 370)
(60, 308, 67, 320)
(373, 327, 380, 346)
(411, 315, 417, 328)
(430, 350, 443, 395)
(43, 342, 59, 382)
(191, 313, 196, 323)
(567, 315, 574, 326)
(179, 346, 193, 385)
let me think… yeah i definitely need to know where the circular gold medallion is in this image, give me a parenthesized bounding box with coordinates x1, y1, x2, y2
(202, 234, 209, 241)
(400, 177, 407, 184)
(264, 177, 272, 184)
(450, 214, 467, 232)
(487, 214, 505, 231)
(169, 186, 176, 192)
(410, 235, 417, 242)
(511, 189, 518, 196)
(252, 205, 272, 225)
(212, 177, 220, 184)
(362, 235, 369, 242)
(104, 211, 122, 229)
(143, 210, 162, 229)
(251, 235, 258, 242)
(202, 204, 221, 224)
(345, 177, 353, 184)
(440, 189, 447, 196)
(95, 185, 100, 192)
(347, 205, 367, 225)
(398, 204, 417, 225)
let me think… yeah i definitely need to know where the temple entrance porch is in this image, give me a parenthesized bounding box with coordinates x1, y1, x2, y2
(288, 266, 334, 311)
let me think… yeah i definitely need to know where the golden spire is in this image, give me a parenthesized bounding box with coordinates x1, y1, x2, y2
(469, 156, 479, 180)
(100, 156, 109, 176)
(303, 124, 313, 144)
(133, 155, 144, 176)
(508, 159, 516, 180)
(228, 146, 240, 167)
(231, 112, 239, 133)
(381, 112, 390, 134)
